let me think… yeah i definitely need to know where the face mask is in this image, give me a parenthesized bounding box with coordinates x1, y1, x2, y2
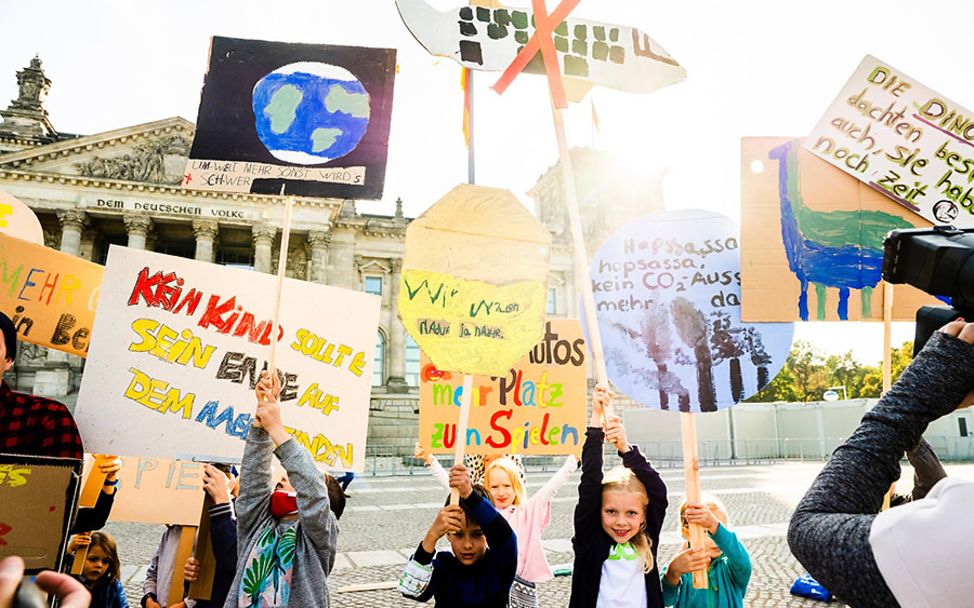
(270, 490, 298, 518)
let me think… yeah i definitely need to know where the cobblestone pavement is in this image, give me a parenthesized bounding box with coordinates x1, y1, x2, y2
(105, 461, 974, 607)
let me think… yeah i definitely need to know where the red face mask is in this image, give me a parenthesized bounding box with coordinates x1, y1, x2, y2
(270, 490, 298, 518)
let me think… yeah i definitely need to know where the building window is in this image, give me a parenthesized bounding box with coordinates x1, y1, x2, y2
(406, 334, 420, 387)
(373, 331, 385, 386)
(217, 247, 254, 270)
(960, 417, 969, 438)
(155, 240, 196, 260)
(95, 233, 127, 265)
(547, 287, 557, 315)
(364, 276, 382, 296)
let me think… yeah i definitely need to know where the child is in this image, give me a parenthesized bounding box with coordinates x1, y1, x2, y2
(223, 370, 345, 608)
(74, 531, 129, 608)
(398, 464, 517, 607)
(661, 497, 751, 607)
(569, 384, 668, 608)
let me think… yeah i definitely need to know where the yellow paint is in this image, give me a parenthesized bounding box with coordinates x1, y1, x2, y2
(124, 367, 195, 419)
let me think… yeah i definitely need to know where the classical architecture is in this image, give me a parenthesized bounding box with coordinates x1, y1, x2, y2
(0, 57, 662, 451)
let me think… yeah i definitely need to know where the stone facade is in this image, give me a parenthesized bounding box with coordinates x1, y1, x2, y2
(0, 58, 663, 451)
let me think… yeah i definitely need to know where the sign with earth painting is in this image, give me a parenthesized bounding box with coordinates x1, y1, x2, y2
(183, 36, 397, 200)
(591, 210, 793, 413)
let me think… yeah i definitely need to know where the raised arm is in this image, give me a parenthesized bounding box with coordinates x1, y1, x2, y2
(529, 454, 578, 508)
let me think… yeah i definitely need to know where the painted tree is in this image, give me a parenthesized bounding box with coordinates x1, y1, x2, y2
(744, 326, 773, 391)
(709, 311, 746, 402)
(671, 297, 717, 412)
(640, 301, 676, 409)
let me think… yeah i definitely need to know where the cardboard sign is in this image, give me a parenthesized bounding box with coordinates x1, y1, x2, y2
(741, 137, 941, 322)
(0, 454, 81, 573)
(74, 247, 379, 471)
(398, 184, 551, 376)
(590, 210, 793, 413)
(395, 0, 685, 99)
(0, 191, 43, 245)
(420, 319, 586, 455)
(81, 455, 206, 526)
(183, 37, 396, 201)
(806, 54, 974, 227)
(0, 233, 104, 357)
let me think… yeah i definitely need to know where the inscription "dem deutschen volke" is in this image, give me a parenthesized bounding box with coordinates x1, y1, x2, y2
(88, 198, 250, 220)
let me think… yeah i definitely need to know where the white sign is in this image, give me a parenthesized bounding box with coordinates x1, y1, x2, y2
(74, 246, 380, 471)
(806, 54, 974, 227)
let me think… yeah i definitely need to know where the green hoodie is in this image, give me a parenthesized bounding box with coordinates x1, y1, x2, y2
(660, 523, 751, 608)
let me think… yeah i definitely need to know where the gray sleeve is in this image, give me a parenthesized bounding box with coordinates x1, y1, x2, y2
(234, 426, 275, 540)
(142, 534, 162, 596)
(274, 438, 339, 562)
(788, 332, 974, 607)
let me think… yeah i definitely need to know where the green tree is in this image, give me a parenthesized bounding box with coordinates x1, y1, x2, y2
(859, 341, 913, 397)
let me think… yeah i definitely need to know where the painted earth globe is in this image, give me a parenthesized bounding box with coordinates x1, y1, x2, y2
(252, 62, 370, 165)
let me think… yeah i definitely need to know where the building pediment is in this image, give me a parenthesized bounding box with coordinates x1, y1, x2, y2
(0, 117, 195, 186)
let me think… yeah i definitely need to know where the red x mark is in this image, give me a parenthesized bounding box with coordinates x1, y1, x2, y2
(492, 0, 581, 109)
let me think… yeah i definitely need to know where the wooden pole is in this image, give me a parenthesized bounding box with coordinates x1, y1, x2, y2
(465, 67, 475, 185)
(70, 454, 113, 575)
(167, 526, 198, 604)
(882, 281, 895, 510)
(680, 413, 709, 589)
(268, 191, 295, 376)
(187, 495, 216, 600)
(549, 103, 612, 422)
(450, 374, 475, 505)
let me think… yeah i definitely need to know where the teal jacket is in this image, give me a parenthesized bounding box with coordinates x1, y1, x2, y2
(660, 523, 751, 608)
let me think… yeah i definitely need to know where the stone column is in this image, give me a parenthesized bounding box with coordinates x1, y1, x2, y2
(193, 220, 219, 263)
(307, 229, 330, 284)
(55, 210, 87, 257)
(123, 216, 152, 250)
(252, 223, 276, 274)
(386, 257, 406, 390)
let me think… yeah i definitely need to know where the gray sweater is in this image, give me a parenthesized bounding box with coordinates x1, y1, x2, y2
(223, 427, 339, 608)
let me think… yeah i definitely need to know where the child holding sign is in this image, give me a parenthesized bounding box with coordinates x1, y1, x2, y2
(224, 371, 345, 608)
(569, 385, 668, 608)
(398, 464, 516, 607)
(74, 532, 129, 608)
(661, 497, 751, 608)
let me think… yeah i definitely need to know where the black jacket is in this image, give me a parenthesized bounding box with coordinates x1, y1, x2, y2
(569, 427, 668, 608)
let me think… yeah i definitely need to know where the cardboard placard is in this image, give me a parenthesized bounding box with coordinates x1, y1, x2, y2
(806, 54, 974, 228)
(590, 210, 793, 413)
(420, 319, 586, 455)
(0, 233, 104, 357)
(398, 184, 551, 377)
(74, 246, 379, 471)
(184, 37, 397, 201)
(81, 455, 206, 526)
(741, 137, 941, 322)
(0, 191, 43, 245)
(395, 0, 685, 99)
(0, 454, 81, 573)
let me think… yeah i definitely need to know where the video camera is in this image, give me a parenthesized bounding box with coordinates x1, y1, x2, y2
(882, 225, 974, 354)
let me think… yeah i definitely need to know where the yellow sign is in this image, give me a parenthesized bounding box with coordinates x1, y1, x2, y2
(0, 190, 44, 245)
(398, 184, 551, 376)
(0, 233, 104, 356)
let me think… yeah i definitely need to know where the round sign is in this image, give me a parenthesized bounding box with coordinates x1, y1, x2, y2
(823, 390, 840, 402)
(590, 210, 794, 413)
(0, 190, 44, 245)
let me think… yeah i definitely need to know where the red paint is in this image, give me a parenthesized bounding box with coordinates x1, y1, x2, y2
(49, 505, 56, 512)
(539, 412, 551, 446)
(486, 410, 513, 448)
(512, 370, 523, 406)
(421, 364, 452, 382)
(0, 522, 11, 546)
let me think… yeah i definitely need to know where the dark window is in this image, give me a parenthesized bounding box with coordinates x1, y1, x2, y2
(960, 417, 969, 437)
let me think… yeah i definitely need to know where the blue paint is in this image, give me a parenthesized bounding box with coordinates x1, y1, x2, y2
(195, 400, 251, 439)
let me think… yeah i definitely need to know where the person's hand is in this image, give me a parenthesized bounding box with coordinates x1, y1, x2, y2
(940, 318, 974, 343)
(591, 383, 614, 427)
(414, 442, 433, 465)
(604, 416, 631, 454)
(664, 547, 711, 585)
(449, 464, 473, 499)
(145, 597, 161, 608)
(67, 532, 91, 555)
(684, 503, 720, 535)
(183, 557, 200, 583)
(202, 464, 230, 505)
(255, 372, 283, 431)
(0, 556, 91, 608)
(97, 455, 122, 481)
(430, 505, 464, 538)
(256, 370, 282, 404)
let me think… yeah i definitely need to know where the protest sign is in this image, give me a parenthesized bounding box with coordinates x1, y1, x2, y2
(183, 37, 396, 201)
(806, 54, 974, 228)
(0, 454, 81, 572)
(420, 318, 586, 455)
(591, 210, 793, 413)
(81, 455, 206, 526)
(741, 137, 941, 322)
(398, 184, 551, 377)
(0, 191, 43, 245)
(0, 233, 103, 357)
(395, 0, 685, 101)
(74, 247, 379, 471)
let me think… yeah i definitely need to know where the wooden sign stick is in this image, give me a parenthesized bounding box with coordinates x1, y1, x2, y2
(167, 525, 199, 604)
(882, 282, 895, 510)
(451, 373, 475, 505)
(680, 412, 709, 589)
(268, 190, 295, 376)
(187, 494, 216, 600)
(70, 454, 112, 575)
(550, 103, 613, 423)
